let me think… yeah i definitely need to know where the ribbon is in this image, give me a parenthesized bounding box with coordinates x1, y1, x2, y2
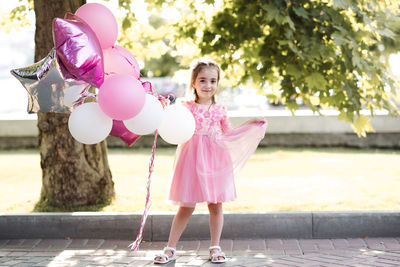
(128, 130, 158, 251)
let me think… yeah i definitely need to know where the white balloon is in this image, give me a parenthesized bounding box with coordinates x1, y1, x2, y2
(158, 104, 195, 145)
(68, 102, 113, 144)
(123, 94, 164, 135)
(63, 83, 88, 107)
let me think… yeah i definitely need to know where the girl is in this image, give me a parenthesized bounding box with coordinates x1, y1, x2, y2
(154, 58, 267, 264)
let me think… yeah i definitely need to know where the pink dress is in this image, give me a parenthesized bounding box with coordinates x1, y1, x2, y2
(168, 101, 267, 207)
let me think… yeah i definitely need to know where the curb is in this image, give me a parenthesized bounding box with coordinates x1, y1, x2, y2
(1, 211, 399, 240)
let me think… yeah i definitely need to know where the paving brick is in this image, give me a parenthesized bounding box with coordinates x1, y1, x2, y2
(33, 259, 53, 266)
(266, 239, 283, 250)
(7, 251, 28, 257)
(379, 238, 400, 250)
(265, 249, 285, 255)
(31, 239, 71, 251)
(331, 238, 349, 248)
(346, 238, 367, 248)
(5, 239, 42, 251)
(2, 260, 23, 265)
(219, 239, 233, 253)
(282, 239, 301, 250)
(284, 249, 303, 255)
(25, 251, 61, 257)
(97, 240, 125, 250)
(364, 237, 387, 250)
(177, 240, 200, 251)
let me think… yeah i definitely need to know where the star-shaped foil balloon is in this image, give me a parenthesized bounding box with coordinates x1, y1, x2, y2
(10, 48, 90, 113)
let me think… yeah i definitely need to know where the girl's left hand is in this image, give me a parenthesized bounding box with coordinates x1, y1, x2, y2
(249, 117, 267, 125)
(251, 117, 266, 123)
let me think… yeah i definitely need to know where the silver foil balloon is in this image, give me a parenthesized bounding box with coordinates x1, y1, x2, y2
(10, 48, 90, 113)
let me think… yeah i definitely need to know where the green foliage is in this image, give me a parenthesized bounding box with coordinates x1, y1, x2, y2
(0, 0, 33, 31)
(118, 0, 182, 77)
(166, 0, 400, 136)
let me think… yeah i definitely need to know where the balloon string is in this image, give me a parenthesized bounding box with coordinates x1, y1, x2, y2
(128, 131, 158, 251)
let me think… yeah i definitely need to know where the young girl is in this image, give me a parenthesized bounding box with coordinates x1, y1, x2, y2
(154, 58, 267, 264)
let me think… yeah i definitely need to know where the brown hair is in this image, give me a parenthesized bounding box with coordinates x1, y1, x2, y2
(190, 58, 220, 104)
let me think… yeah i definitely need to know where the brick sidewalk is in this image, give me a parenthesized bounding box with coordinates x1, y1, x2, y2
(1, 238, 400, 266)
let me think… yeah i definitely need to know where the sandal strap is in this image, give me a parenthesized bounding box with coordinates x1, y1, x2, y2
(155, 253, 169, 261)
(209, 245, 221, 251)
(154, 247, 176, 263)
(211, 251, 226, 258)
(164, 246, 176, 255)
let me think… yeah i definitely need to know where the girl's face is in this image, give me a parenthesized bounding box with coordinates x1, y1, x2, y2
(193, 67, 219, 104)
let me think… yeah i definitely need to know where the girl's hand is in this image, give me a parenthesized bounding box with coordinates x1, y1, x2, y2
(250, 117, 266, 123)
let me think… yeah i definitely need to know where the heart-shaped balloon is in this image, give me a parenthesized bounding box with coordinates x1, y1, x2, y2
(53, 13, 104, 88)
(109, 120, 141, 146)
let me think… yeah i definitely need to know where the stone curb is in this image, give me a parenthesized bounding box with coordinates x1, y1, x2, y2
(0, 211, 399, 240)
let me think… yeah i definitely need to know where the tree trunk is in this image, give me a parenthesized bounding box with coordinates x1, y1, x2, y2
(34, 0, 115, 207)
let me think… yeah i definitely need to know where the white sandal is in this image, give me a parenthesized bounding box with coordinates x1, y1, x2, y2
(154, 246, 176, 264)
(209, 245, 227, 264)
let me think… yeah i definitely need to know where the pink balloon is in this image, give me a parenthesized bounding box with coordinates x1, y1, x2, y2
(53, 13, 104, 87)
(103, 46, 140, 79)
(75, 3, 118, 49)
(98, 74, 145, 120)
(110, 120, 141, 146)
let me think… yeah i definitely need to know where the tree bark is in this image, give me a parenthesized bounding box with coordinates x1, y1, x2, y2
(34, 0, 115, 207)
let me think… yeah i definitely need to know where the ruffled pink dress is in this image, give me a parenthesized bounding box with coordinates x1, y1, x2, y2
(168, 101, 267, 207)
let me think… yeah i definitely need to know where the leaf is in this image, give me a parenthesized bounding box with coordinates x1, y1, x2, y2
(284, 16, 295, 31)
(262, 3, 279, 22)
(122, 17, 132, 30)
(351, 49, 363, 69)
(332, 32, 347, 46)
(351, 115, 375, 137)
(333, 0, 351, 9)
(286, 64, 302, 78)
(293, 7, 309, 20)
(305, 72, 328, 90)
(338, 111, 348, 121)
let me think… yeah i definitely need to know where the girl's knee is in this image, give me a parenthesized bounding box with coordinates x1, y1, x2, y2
(208, 203, 223, 215)
(179, 206, 195, 216)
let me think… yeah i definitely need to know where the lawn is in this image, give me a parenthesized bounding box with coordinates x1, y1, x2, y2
(1, 147, 400, 213)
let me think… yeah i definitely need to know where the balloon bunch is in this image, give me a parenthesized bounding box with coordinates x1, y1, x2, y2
(10, 3, 195, 146)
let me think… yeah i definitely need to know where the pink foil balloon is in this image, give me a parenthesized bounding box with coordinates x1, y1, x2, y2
(103, 46, 140, 79)
(142, 81, 170, 108)
(75, 3, 118, 49)
(114, 45, 140, 78)
(98, 74, 145, 120)
(110, 120, 141, 146)
(53, 13, 104, 87)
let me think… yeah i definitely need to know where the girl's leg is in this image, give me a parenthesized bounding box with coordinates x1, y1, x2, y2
(167, 206, 195, 247)
(154, 206, 195, 262)
(208, 203, 225, 261)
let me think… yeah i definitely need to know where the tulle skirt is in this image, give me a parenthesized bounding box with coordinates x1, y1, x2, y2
(168, 120, 267, 207)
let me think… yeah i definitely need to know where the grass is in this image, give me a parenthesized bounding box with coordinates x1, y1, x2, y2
(1, 147, 400, 213)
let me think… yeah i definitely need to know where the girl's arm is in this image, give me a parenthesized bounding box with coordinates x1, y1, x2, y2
(220, 106, 233, 134)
